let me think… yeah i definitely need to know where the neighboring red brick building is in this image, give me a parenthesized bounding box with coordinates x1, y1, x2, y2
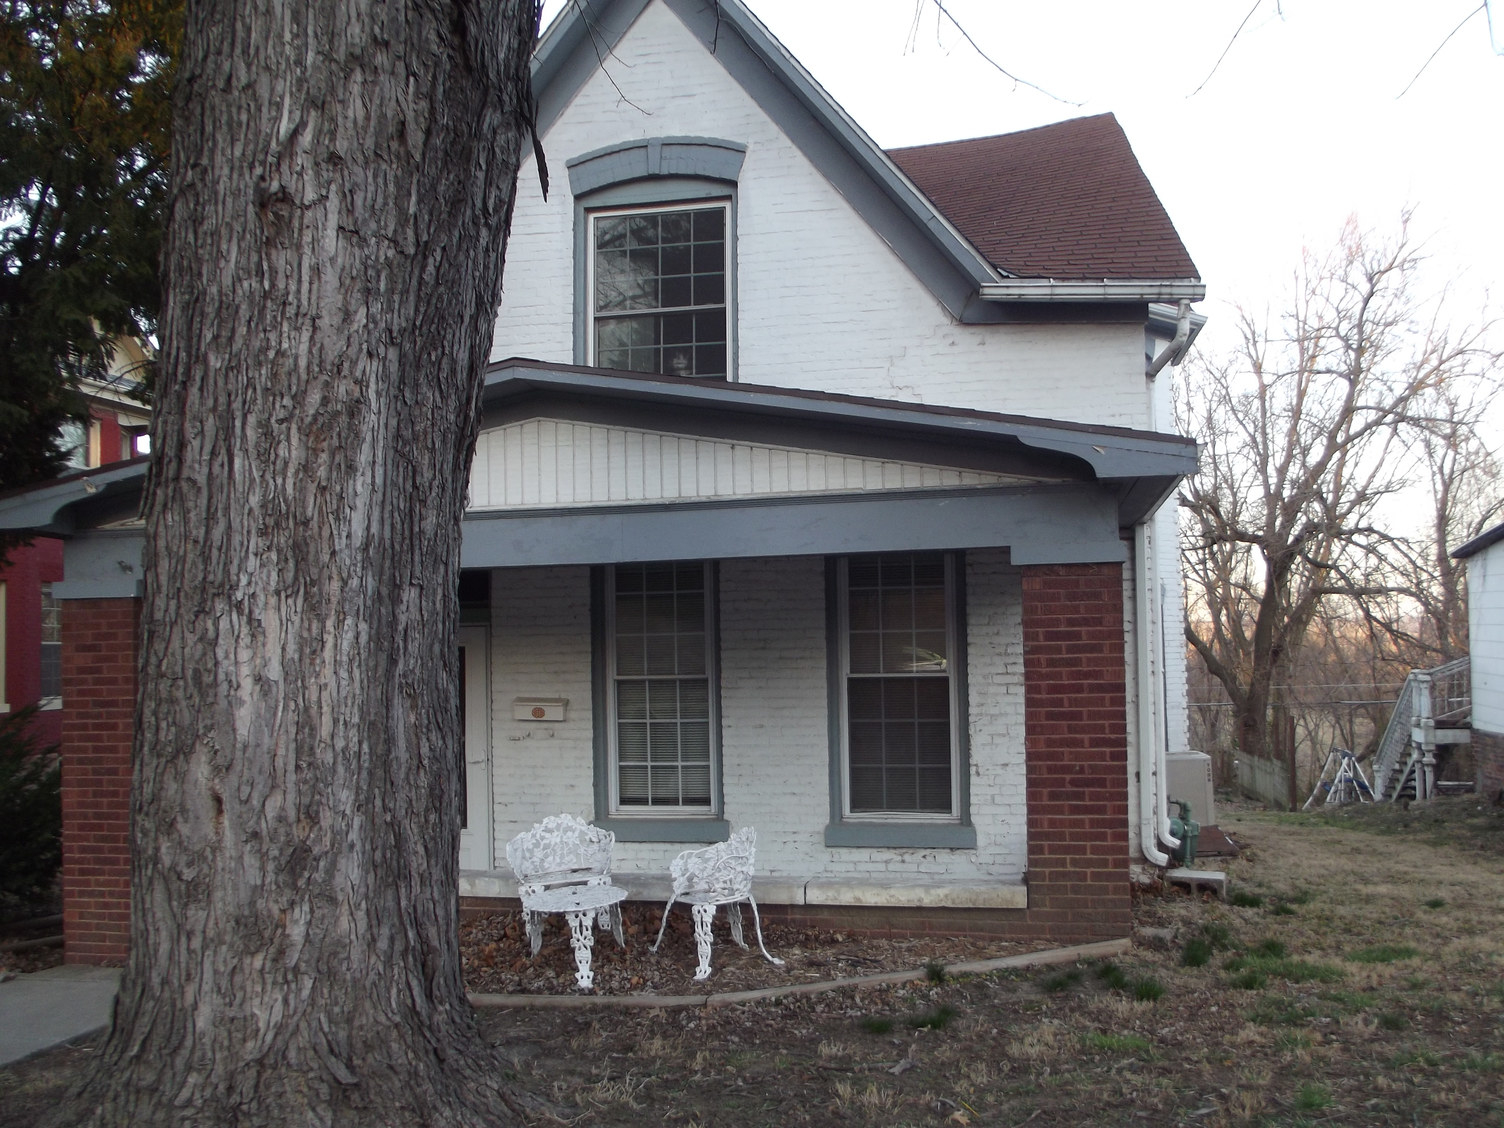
(2, 364, 150, 750)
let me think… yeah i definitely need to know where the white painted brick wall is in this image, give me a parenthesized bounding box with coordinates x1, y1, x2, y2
(487, 566, 597, 860)
(1469, 541, 1504, 736)
(715, 556, 830, 874)
(960, 550, 1029, 878)
(491, 1, 1152, 430)
(482, 552, 1029, 883)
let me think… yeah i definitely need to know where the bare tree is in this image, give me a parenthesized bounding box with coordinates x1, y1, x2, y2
(1179, 217, 1499, 767)
(1401, 377, 1504, 660)
(64, 0, 541, 1124)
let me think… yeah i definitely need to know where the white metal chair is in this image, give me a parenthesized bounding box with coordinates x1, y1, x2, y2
(651, 827, 784, 980)
(505, 814, 625, 958)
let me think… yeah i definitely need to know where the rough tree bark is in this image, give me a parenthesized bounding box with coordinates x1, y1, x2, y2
(64, 0, 539, 1124)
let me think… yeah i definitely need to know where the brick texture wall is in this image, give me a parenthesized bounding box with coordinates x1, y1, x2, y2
(1020, 563, 1131, 939)
(1476, 729, 1504, 800)
(59, 597, 138, 964)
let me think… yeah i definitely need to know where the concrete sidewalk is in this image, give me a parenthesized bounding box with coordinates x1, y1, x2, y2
(0, 965, 119, 1066)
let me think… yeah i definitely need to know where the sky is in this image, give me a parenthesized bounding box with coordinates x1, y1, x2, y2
(539, 0, 1504, 356)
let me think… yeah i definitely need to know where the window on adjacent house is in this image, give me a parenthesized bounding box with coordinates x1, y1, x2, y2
(57, 420, 89, 470)
(39, 583, 62, 702)
(590, 204, 728, 379)
(838, 553, 959, 817)
(606, 562, 717, 812)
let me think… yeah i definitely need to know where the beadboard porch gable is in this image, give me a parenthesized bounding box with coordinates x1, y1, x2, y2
(467, 418, 1054, 510)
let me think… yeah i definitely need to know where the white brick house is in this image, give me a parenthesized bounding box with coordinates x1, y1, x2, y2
(1, 0, 1207, 955)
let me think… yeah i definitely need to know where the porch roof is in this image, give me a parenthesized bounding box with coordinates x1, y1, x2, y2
(0, 361, 1197, 584)
(461, 360, 1196, 568)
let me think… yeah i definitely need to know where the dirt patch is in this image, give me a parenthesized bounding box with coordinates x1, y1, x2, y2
(6, 799, 1503, 1127)
(461, 903, 1053, 998)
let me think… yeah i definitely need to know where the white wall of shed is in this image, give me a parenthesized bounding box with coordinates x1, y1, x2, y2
(1470, 541, 1504, 736)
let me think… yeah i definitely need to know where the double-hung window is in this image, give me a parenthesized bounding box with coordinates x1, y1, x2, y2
(39, 583, 62, 705)
(590, 204, 728, 379)
(606, 562, 717, 813)
(837, 553, 961, 819)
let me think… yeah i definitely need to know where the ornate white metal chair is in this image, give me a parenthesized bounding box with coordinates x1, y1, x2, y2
(651, 827, 784, 981)
(505, 814, 626, 989)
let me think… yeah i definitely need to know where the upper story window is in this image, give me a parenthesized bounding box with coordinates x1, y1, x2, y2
(590, 203, 729, 379)
(57, 420, 90, 470)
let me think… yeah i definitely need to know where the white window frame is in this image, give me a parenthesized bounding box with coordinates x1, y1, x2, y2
(586, 200, 733, 380)
(38, 582, 62, 710)
(836, 553, 962, 822)
(604, 561, 720, 817)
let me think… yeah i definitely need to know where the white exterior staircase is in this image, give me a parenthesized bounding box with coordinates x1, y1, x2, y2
(1371, 657, 1472, 802)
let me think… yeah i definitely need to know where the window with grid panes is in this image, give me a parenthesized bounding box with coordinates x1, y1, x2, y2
(591, 204, 727, 379)
(608, 562, 716, 811)
(39, 583, 62, 701)
(840, 553, 958, 815)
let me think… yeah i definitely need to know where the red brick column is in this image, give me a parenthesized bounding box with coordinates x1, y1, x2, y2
(59, 598, 139, 964)
(1021, 563, 1131, 939)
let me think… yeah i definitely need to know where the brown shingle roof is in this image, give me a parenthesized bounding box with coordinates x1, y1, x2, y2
(888, 114, 1199, 282)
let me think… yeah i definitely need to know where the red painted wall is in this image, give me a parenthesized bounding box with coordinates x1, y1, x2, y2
(1, 537, 65, 747)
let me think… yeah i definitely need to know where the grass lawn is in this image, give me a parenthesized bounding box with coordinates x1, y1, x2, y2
(4, 795, 1502, 1126)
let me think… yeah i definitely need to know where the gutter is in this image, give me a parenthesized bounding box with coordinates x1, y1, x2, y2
(980, 279, 1206, 303)
(1146, 299, 1193, 378)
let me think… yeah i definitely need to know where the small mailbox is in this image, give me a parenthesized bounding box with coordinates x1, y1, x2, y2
(513, 697, 567, 722)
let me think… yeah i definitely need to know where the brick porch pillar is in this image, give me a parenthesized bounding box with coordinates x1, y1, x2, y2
(59, 597, 138, 964)
(1021, 563, 1131, 939)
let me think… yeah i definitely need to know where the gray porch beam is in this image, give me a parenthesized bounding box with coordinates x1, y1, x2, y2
(54, 528, 145, 600)
(461, 485, 1124, 568)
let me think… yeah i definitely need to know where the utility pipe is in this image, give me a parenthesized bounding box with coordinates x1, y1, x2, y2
(1135, 522, 1178, 866)
(1146, 299, 1193, 378)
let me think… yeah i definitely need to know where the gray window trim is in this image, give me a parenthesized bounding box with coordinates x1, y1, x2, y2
(566, 137, 747, 197)
(590, 564, 728, 843)
(572, 152, 740, 378)
(824, 554, 975, 849)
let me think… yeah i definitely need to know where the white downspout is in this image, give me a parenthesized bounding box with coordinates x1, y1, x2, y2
(1136, 522, 1177, 866)
(1146, 299, 1192, 378)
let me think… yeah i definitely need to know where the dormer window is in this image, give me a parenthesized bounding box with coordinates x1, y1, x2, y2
(589, 203, 729, 379)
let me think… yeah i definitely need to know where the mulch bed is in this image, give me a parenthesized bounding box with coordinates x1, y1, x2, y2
(460, 902, 1051, 997)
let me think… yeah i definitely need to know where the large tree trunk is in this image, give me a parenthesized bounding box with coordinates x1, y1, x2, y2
(65, 1, 538, 1123)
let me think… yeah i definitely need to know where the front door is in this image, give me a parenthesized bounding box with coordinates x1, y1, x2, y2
(458, 626, 492, 870)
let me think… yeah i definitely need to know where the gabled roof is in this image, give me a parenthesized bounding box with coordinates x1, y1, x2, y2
(531, 0, 1202, 319)
(888, 115, 1200, 282)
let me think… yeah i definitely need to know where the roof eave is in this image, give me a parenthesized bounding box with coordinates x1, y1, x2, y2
(483, 360, 1199, 494)
(980, 279, 1207, 304)
(0, 459, 148, 534)
(1453, 520, 1504, 560)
